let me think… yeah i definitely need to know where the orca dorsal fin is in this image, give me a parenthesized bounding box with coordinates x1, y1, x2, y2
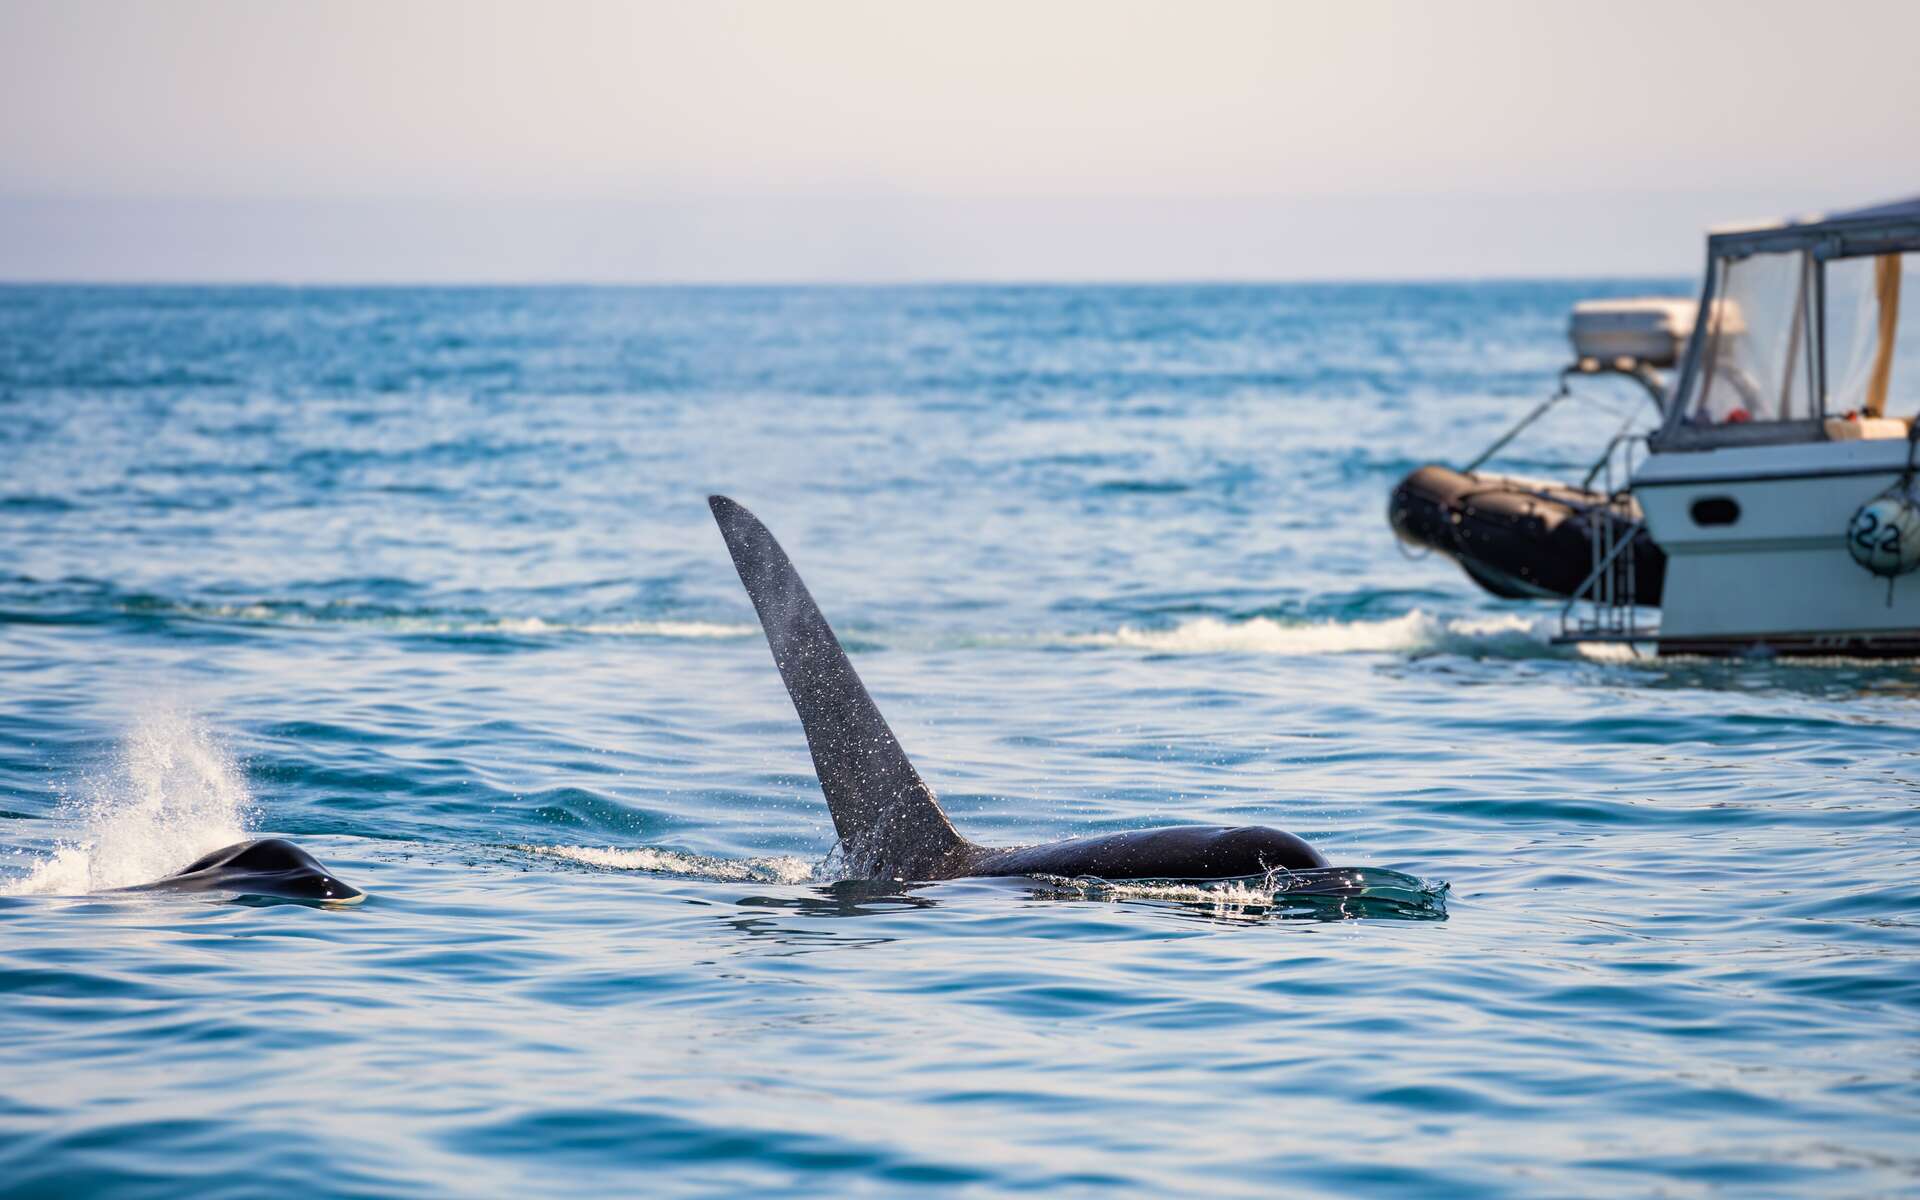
(709, 496, 974, 879)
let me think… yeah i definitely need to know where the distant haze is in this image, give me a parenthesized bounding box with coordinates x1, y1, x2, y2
(2, 0, 1915, 282)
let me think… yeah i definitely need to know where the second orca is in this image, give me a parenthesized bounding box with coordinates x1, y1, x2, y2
(708, 495, 1330, 882)
(110, 838, 364, 903)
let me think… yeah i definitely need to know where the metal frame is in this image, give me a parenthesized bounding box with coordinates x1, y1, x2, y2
(1814, 249, 1828, 414)
(1554, 434, 1652, 647)
(1657, 244, 1723, 440)
(1707, 211, 1920, 261)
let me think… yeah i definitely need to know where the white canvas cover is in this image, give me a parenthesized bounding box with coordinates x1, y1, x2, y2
(1711, 194, 1920, 237)
(1819, 195, 1920, 225)
(1826, 252, 1915, 417)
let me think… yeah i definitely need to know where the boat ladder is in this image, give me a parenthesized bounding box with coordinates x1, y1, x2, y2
(1555, 433, 1654, 646)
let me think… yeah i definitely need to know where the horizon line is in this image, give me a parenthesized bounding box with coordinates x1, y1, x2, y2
(0, 273, 1697, 289)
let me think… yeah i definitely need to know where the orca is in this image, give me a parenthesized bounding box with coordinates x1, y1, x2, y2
(708, 495, 1330, 882)
(110, 838, 364, 903)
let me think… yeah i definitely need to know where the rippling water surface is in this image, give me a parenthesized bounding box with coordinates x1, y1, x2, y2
(3, 283, 1917, 1197)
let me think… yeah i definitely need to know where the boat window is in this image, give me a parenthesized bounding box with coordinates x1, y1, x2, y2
(1825, 251, 1916, 420)
(1689, 250, 1816, 425)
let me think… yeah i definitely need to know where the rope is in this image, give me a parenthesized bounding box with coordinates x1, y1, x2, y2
(1463, 376, 1573, 473)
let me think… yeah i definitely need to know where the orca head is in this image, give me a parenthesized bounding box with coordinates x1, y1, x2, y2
(146, 838, 365, 903)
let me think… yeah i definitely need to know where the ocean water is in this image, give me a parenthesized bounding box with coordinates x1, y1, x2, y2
(2, 282, 1917, 1197)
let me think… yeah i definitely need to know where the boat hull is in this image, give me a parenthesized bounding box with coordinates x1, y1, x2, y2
(1655, 629, 1920, 658)
(1633, 438, 1920, 656)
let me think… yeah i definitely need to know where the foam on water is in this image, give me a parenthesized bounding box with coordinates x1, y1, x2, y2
(481, 618, 756, 639)
(1068, 609, 1637, 661)
(3, 709, 254, 895)
(521, 843, 818, 885)
(165, 597, 1645, 663)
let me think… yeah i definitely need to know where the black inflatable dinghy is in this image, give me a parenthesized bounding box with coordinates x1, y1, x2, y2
(1388, 464, 1665, 606)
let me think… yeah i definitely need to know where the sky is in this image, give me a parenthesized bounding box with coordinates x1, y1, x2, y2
(2, 0, 1916, 282)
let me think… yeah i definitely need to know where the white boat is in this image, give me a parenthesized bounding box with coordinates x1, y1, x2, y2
(1391, 195, 1920, 657)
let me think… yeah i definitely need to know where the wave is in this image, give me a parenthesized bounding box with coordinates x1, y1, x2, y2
(519, 843, 818, 885)
(1065, 610, 1636, 661)
(8, 574, 1634, 663)
(3, 709, 255, 895)
(172, 601, 1635, 661)
(169, 603, 756, 640)
(400, 616, 754, 639)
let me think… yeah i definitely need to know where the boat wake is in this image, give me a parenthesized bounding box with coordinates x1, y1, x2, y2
(9, 577, 1636, 663)
(1066, 610, 1635, 661)
(2, 709, 256, 896)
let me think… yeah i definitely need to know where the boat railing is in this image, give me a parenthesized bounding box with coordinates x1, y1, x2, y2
(1557, 433, 1653, 645)
(1463, 359, 1665, 476)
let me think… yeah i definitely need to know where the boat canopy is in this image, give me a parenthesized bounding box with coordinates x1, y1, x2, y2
(1655, 195, 1920, 450)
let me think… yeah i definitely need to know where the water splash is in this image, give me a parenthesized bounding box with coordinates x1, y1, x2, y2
(1032, 866, 1450, 921)
(3, 710, 255, 895)
(520, 843, 818, 885)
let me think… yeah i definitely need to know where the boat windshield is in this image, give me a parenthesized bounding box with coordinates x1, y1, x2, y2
(1689, 250, 1815, 424)
(1675, 247, 1916, 436)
